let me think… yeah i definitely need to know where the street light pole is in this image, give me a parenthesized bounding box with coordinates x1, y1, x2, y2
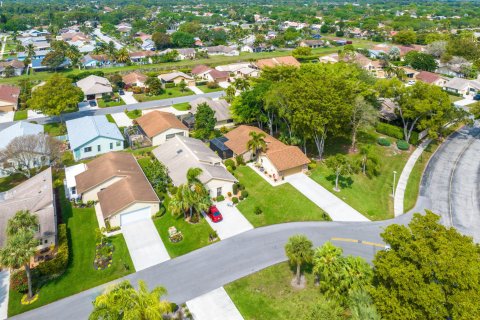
(392, 170, 397, 197)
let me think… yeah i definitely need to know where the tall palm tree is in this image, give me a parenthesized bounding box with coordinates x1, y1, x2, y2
(285, 235, 314, 285)
(225, 85, 236, 103)
(7, 210, 38, 236)
(66, 45, 81, 69)
(0, 230, 37, 299)
(313, 242, 344, 297)
(233, 78, 250, 91)
(26, 44, 35, 59)
(106, 41, 117, 62)
(246, 131, 267, 161)
(116, 47, 130, 64)
(90, 280, 172, 320)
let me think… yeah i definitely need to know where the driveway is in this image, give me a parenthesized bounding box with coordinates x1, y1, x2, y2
(186, 287, 244, 320)
(0, 111, 14, 123)
(121, 219, 170, 271)
(205, 202, 253, 240)
(111, 112, 133, 127)
(189, 86, 204, 95)
(419, 123, 480, 242)
(218, 81, 230, 89)
(93, 28, 124, 50)
(454, 98, 476, 107)
(120, 91, 138, 105)
(27, 110, 44, 119)
(0, 270, 9, 320)
(286, 173, 370, 222)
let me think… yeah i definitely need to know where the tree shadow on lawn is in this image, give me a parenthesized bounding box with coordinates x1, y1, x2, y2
(325, 174, 354, 190)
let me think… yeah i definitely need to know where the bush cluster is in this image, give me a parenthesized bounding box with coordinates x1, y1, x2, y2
(396, 140, 410, 150)
(232, 197, 239, 204)
(377, 137, 391, 146)
(37, 224, 68, 277)
(224, 159, 236, 171)
(376, 122, 419, 144)
(216, 195, 225, 202)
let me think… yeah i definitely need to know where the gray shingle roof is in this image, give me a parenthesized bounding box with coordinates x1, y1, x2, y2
(152, 136, 236, 186)
(66, 116, 124, 150)
(189, 97, 232, 122)
(76, 75, 112, 95)
(0, 121, 44, 149)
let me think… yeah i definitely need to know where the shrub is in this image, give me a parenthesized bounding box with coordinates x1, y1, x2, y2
(224, 159, 236, 170)
(165, 83, 175, 88)
(396, 140, 410, 150)
(61, 151, 75, 166)
(308, 162, 317, 170)
(241, 190, 249, 198)
(377, 138, 391, 146)
(207, 81, 219, 89)
(37, 224, 68, 277)
(254, 206, 263, 215)
(235, 155, 245, 166)
(216, 195, 225, 202)
(232, 197, 239, 204)
(376, 122, 404, 140)
(232, 184, 238, 195)
(131, 86, 143, 94)
(226, 165, 234, 173)
(10, 270, 28, 293)
(154, 206, 166, 218)
(227, 192, 232, 197)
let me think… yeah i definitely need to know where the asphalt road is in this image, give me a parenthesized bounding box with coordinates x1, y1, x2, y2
(419, 122, 480, 242)
(0, 91, 224, 130)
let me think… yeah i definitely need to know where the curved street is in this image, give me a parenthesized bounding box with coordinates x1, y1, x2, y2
(12, 124, 480, 320)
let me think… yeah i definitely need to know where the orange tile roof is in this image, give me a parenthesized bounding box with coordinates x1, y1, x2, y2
(122, 71, 147, 85)
(135, 111, 187, 138)
(256, 56, 300, 69)
(224, 125, 310, 171)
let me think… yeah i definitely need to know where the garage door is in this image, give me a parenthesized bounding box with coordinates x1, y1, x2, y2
(120, 207, 152, 226)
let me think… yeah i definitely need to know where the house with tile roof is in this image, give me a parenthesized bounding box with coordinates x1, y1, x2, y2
(152, 135, 237, 198)
(158, 71, 195, 86)
(256, 56, 301, 69)
(135, 111, 188, 146)
(415, 71, 448, 87)
(0, 84, 20, 112)
(0, 60, 24, 77)
(76, 75, 113, 100)
(189, 97, 233, 128)
(444, 77, 480, 97)
(122, 71, 148, 88)
(0, 167, 57, 250)
(75, 152, 159, 227)
(223, 125, 310, 180)
(66, 115, 124, 161)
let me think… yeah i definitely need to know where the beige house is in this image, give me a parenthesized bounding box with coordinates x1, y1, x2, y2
(0, 167, 57, 250)
(0, 85, 20, 112)
(135, 111, 189, 146)
(224, 125, 310, 180)
(76, 75, 113, 100)
(158, 71, 195, 86)
(153, 136, 237, 198)
(122, 71, 148, 88)
(75, 152, 159, 228)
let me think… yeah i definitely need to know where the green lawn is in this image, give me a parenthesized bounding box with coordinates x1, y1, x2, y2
(309, 130, 411, 220)
(98, 98, 125, 108)
(0, 173, 27, 192)
(106, 114, 116, 123)
(153, 212, 216, 258)
(196, 85, 223, 93)
(134, 87, 194, 102)
(403, 141, 439, 212)
(173, 102, 191, 111)
(235, 166, 330, 227)
(13, 110, 27, 121)
(126, 109, 142, 119)
(8, 189, 134, 316)
(225, 262, 323, 320)
(43, 123, 66, 136)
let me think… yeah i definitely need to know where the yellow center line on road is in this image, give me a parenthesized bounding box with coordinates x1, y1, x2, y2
(331, 237, 385, 248)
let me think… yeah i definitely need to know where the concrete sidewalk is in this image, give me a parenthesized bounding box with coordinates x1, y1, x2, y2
(394, 139, 432, 216)
(111, 112, 133, 127)
(189, 86, 204, 95)
(120, 91, 138, 105)
(186, 287, 244, 320)
(0, 270, 9, 320)
(286, 173, 370, 222)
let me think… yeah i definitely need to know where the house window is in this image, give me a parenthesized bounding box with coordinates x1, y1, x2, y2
(71, 187, 76, 195)
(116, 141, 121, 147)
(36, 224, 41, 233)
(38, 239, 42, 246)
(166, 133, 175, 140)
(110, 143, 113, 150)
(84, 146, 92, 153)
(216, 187, 222, 197)
(97, 145, 101, 152)
(44, 239, 48, 244)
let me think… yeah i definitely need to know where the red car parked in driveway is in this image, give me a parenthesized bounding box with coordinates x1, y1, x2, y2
(207, 205, 223, 222)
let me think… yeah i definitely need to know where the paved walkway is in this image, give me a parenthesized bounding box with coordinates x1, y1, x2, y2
(206, 202, 253, 240)
(120, 91, 138, 104)
(0, 36, 7, 59)
(394, 139, 432, 216)
(286, 173, 370, 222)
(111, 112, 133, 127)
(186, 287, 244, 320)
(0, 270, 9, 320)
(142, 106, 189, 117)
(0, 111, 14, 123)
(122, 219, 170, 271)
(27, 110, 44, 119)
(246, 163, 288, 186)
(189, 86, 204, 95)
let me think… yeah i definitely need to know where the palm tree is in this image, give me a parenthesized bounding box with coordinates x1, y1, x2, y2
(0, 230, 37, 299)
(7, 210, 38, 236)
(225, 85, 236, 103)
(90, 280, 172, 320)
(313, 242, 344, 296)
(26, 44, 35, 59)
(66, 45, 81, 69)
(246, 131, 267, 161)
(169, 186, 191, 219)
(116, 47, 130, 64)
(285, 235, 314, 285)
(233, 78, 250, 91)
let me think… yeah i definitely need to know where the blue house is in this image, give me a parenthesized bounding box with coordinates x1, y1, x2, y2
(66, 116, 125, 161)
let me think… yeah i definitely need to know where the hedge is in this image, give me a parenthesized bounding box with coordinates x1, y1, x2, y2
(376, 122, 419, 145)
(37, 224, 69, 277)
(224, 159, 236, 171)
(377, 137, 391, 146)
(164, 83, 175, 88)
(232, 197, 239, 204)
(216, 195, 225, 202)
(396, 140, 410, 150)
